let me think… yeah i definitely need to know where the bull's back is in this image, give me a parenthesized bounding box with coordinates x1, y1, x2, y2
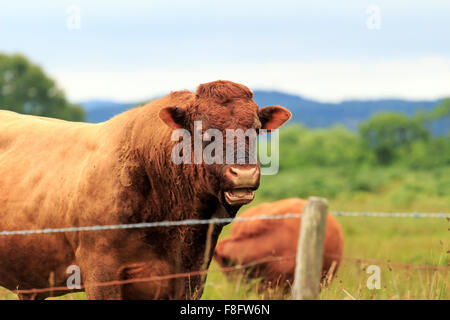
(0, 111, 105, 223)
(0, 111, 110, 291)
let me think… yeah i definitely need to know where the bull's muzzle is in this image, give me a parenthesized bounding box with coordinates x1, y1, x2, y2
(223, 165, 260, 205)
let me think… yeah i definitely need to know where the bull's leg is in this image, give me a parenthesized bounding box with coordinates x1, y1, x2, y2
(18, 292, 48, 300)
(119, 262, 174, 300)
(82, 270, 123, 300)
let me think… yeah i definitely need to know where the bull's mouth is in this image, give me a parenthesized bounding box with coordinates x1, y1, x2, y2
(224, 188, 255, 205)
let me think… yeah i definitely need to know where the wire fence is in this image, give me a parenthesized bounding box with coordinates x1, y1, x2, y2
(332, 212, 450, 218)
(13, 255, 294, 296)
(1, 211, 449, 237)
(0, 210, 448, 298)
(9, 252, 448, 297)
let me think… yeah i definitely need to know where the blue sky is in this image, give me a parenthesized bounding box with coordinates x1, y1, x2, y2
(1, 0, 450, 102)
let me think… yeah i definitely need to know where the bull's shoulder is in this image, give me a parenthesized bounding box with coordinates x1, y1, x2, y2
(229, 203, 275, 238)
(239, 198, 306, 217)
(267, 198, 307, 215)
(144, 90, 194, 109)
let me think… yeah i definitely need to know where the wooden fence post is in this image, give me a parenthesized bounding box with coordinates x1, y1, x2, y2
(292, 196, 328, 300)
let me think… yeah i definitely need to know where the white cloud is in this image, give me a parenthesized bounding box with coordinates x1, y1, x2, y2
(48, 57, 450, 103)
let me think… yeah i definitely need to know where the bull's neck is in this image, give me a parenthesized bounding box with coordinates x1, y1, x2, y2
(118, 106, 219, 222)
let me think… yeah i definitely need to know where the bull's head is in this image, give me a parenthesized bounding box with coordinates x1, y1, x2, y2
(159, 80, 291, 212)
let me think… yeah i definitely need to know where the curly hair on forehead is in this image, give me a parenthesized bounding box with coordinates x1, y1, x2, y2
(196, 80, 253, 104)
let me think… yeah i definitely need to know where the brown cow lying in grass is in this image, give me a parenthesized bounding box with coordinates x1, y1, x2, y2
(214, 198, 344, 287)
(0, 80, 291, 299)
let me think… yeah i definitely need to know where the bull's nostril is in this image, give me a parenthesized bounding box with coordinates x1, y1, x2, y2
(229, 167, 238, 176)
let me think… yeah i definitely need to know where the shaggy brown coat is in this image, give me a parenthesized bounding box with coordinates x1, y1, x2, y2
(0, 80, 291, 299)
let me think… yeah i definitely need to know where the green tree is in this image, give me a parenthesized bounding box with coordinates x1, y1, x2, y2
(359, 113, 429, 165)
(0, 53, 85, 121)
(278, 124, 362, 168)
(429, 98, 450, 120)
(403, 137, 450, 168)
(427, 98, 450, 136)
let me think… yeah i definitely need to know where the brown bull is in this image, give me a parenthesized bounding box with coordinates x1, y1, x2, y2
(214, 198, 344, 286)
(0, 80, 291, 299)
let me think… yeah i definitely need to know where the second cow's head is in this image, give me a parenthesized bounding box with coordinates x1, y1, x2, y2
(159, 80, 291, 210)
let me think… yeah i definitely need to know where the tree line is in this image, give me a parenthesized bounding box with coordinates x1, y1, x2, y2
(1, 52, 448, 172)
(278, 99, 450, 169)
(0, 53, 84, 121)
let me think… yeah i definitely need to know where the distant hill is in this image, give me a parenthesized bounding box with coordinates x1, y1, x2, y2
(82, 91, 441, 130)
(251, 91, 440, 129)
(82, 99, 136, 123)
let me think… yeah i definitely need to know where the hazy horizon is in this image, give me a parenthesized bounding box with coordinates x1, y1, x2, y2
(2, 1, 450, 103)
(78, 87, 444, 107)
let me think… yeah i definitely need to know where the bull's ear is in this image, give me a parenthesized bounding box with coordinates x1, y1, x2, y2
(259, 105, 291, 130)
(159, 106, 186, 129)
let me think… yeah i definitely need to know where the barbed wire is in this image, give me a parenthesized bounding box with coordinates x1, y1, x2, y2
(9, 253, 448, 297)
(0, 213, 304, 236)
(1, 207, 447, 298)
(13, 255, 294, 296)
(1, 211, 449, 237)
(326, 253, 449, 271)
(332, 212, 450, 218)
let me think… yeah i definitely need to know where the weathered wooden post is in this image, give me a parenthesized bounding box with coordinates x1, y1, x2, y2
(292, 196, 328, 300)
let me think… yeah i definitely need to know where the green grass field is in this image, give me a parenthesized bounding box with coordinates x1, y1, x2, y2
(202, 216, 448, 300)
(1, 167, 448, 300)
(202, 167, 449, 300)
